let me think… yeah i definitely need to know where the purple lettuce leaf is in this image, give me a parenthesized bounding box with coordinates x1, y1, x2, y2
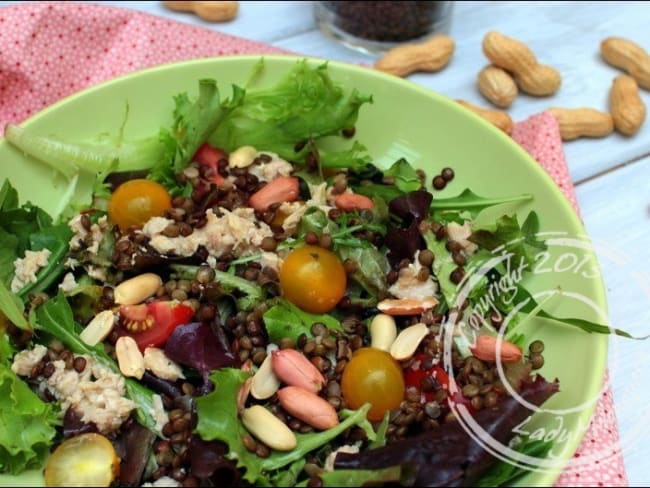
(384, 221, 423, 264)
(115, 422, 156, 487)
(335, 375, 559, 487)
(385, 190, 433, 264)
(188, 435, 241, 485)
(389, 190, 432, 224)
(164, 322, 238, 382)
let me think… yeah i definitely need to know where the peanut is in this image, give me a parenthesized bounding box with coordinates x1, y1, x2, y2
(456, 99, 514, 134)
(334, 193, 375, 212)
(374, 35, 455, 77)
(376, 297, 439, 316)
(250, 352, 281, 400)
(390, 323, 430, 361)
(477, 65, 518, 108)
(115, 336, 145, 379)
(271, 349, 326, 393)
(163, 1, 238, 22)
(369, 314, 397, 352)
(113, 273, 162, 305)
(548, 107, 614, 141)
(470, 335, 522, 364)
(241, 405, 297, 451)
(610, 75, 646, 136)
(277, 386, 339, 430)
(482, 31, 561, 96)
(80, 310, 115, 346)
(601, 37, 650, 90)
(248, 176, 299, 212)
(229, 145, 257, 169)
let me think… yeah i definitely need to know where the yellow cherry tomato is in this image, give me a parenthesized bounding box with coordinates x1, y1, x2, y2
(279, 245, 347, 314)
(44, 433, 119, 487)
(341, 347, 406, 421)
(108, 179, 171, 230)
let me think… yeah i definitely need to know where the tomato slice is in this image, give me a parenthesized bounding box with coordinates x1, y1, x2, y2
(192, 142, 226, 186)
(403, 354, 473, 412)
(127, 301, 194, 351)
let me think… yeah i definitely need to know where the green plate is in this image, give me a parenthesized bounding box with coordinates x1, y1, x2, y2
(0, 55, 607, 486)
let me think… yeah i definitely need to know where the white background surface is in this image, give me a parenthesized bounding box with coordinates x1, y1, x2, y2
(1, 1, 649, 485)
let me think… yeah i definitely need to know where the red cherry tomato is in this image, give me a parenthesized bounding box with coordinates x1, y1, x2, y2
(403, 354, 473, 412)
(192, 143, 226, 186)
(126, 301, 195, 351)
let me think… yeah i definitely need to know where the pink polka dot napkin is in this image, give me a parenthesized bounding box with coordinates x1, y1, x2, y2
(0, 2, 627, 486)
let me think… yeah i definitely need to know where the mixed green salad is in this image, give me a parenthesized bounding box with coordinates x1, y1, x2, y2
(0, 60, 626, 487)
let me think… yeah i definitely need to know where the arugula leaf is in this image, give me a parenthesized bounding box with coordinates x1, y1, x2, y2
(470, 212, 546, 268)
(170, 264, 263, 311)
(0, 364, 58, 475)
(33, 292, 158, 430)
(475, 439, 553, 487)
(431, 189, 533, 219)
(210, 60, 372, 171)
(368, 411, 390, 450)
(0, 281, 30, 331)
(508, 282, 642, 338)
(196, 368, 374, 484)
(263, 299, 342, 343)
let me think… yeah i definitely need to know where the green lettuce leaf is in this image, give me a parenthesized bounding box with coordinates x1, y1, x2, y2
(195, 368, 374, 484)
(0, 180, 72, 296)
(210, 60, 372, 171)
(337, 245, 389, 304)
(470, 212, 546, 268)
(0, 364, 58, 475)
(296, 466, 403, 487)
(383, 158, 422, 193)
(475, 439, 553, 487)
(33, 292, 158, 430)
(0, 280, 30, 331)
(263, 299, 342, 343)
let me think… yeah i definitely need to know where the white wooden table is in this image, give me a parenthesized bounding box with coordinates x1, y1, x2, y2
(3, 1, 649, 484)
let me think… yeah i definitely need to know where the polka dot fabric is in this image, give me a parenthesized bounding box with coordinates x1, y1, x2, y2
(0, 3, 627, 486)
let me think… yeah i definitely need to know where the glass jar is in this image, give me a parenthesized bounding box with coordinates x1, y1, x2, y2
(314, 1, 453, 54)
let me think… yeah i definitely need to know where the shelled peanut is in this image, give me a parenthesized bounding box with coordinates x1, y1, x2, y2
(374, 35, 455, 77)
(609, 75, 646, 136)
(162, 1, 238, 22)
(547, 108, 614, 141)
(477, 65, 518, 108)
(482, 31, 561, 96)
(456, 99, 514, 134)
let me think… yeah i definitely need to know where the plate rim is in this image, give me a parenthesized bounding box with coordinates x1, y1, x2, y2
(0, 54, 609, 486)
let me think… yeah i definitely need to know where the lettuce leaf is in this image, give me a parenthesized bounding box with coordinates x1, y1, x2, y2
(3, 80, 235, 197)
(210, 60, 372, 171)
(33, 292, 158, 431)
(0, 364, 58, 475)
(195, 368, 374, 485)
(263, 299, 342, 343)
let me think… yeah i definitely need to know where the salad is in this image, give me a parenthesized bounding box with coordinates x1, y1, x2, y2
(0, 60, 624, 487)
